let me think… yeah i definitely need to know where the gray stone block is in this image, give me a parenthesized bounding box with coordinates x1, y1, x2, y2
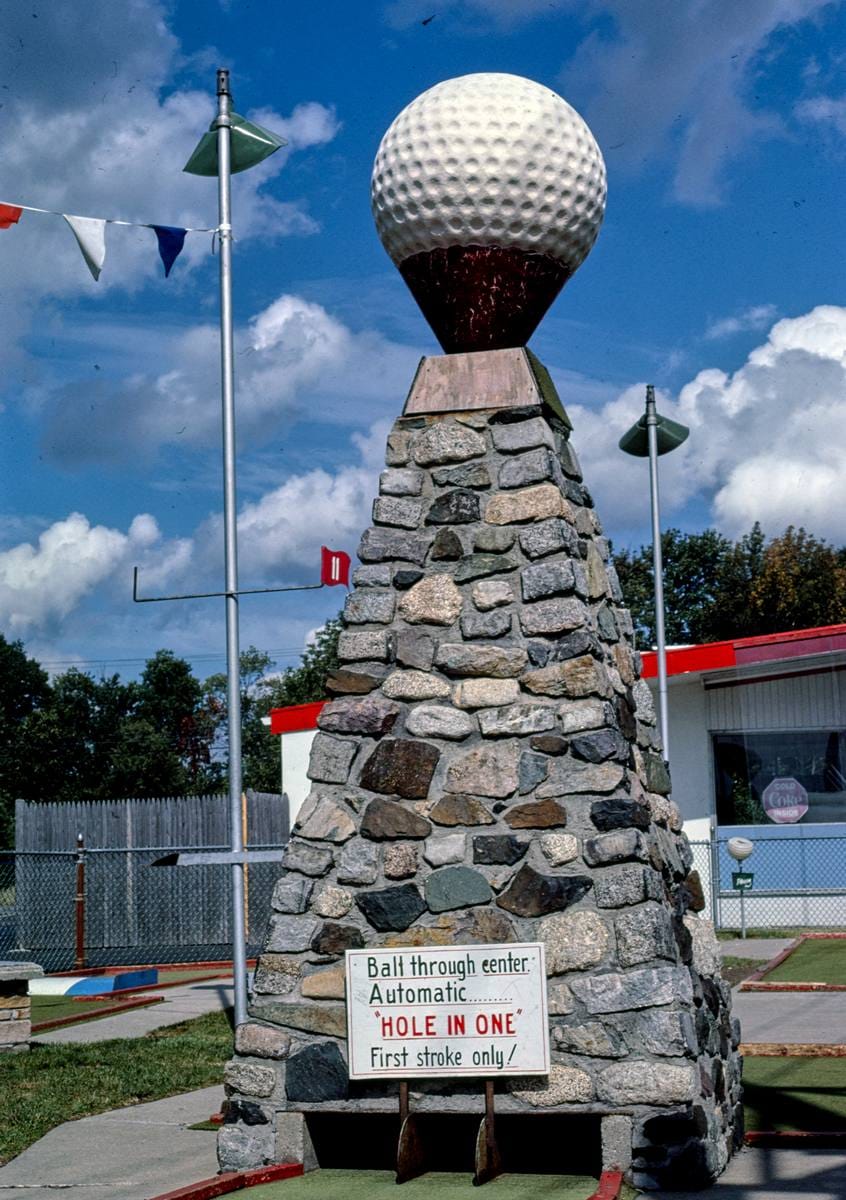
(373, 496, 424, 529)
(519, 597, 587, 636)
(498, 447, 559, 489)
(307, 735, 359, 785)
(491, 416, 554, 453)
(270, 875, 313, 914)
(343, 591, 396, 625)
(380, 467, 424, 496)
(336, 839, 379, 885)
(337, 630, 391, 663)
(571, 967, 693, 1013)
(425, 866, 492, 912)
(518, 518, 578, 560)
(601, 1115, 633, 1172)
(520, 561, 575, 601)
(478, 704, 556, 737)
(266, 914, 321, 953)
(460, 608, 513, 639)
(281, 842, 334, 877)
(353, 564, 392, 587)
(276, 1112, 318, 1172)
(358, 527, 431, 565)
(615, 902, 678, 967)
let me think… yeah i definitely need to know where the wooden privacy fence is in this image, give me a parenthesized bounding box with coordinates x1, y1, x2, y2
(12, 792, 288, 972)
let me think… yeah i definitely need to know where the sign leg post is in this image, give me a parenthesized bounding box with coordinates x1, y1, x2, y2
(473, 1080, 502, 1186)
(396, 1081, 426, 1184)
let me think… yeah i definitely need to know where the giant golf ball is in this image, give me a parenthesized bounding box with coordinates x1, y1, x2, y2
(371, 72, 606, 353)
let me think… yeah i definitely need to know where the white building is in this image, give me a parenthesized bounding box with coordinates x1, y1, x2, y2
(270, 623, 846, 927)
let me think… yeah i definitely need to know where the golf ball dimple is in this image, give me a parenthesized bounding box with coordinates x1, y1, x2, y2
(372, 73, 606, 270)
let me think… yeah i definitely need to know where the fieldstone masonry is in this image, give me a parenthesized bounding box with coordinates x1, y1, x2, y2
(218, 351, 741, 1191)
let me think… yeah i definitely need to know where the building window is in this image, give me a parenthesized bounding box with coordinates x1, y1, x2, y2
(713, 729, 846, 825)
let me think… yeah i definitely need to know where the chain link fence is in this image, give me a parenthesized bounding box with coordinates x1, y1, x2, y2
(688, 835, 846, 930)
(2, 834, 845, 974)
(0, 845, 286, 974)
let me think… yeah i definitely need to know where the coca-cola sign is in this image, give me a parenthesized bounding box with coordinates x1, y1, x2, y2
(762, 776, 809, 824)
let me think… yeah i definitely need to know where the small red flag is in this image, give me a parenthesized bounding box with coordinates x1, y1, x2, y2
(0, 204, 22, 230)
(321, 546, 351, 587)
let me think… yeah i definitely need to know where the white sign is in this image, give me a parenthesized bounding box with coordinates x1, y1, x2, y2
(345, 942, 549, 1080)
(762, 776, 809, 824)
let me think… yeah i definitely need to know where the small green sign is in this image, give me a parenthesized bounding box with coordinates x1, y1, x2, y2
(732, 871, 754, 891)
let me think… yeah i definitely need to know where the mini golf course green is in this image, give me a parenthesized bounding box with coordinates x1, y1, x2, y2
(743, 1056, 846, 1131)
(236, 1170, 607, 1200)
(764, 938, 846, 985)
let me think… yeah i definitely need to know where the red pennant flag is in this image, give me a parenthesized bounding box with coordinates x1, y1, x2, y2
(321, 546, 351, 587)
(0, 204, 22, 229)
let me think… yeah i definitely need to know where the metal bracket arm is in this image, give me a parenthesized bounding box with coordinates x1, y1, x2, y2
(132, 565, 324, 604)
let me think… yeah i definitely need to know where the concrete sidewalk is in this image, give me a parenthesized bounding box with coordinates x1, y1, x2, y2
(0, 1085, 224, 1200)
(34, 977, 235, 1044)
(654, 1146, 846, 1198)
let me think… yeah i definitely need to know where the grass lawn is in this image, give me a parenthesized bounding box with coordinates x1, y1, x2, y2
(743, 1057, 846, 1132)
(239, 1171, 607, 1200)
(721, 956, 763, 987)
(764, 939, 846, 985)
(0, 1009, 231, 1165)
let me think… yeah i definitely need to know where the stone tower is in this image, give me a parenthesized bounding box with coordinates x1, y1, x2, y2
(218, 75, 741, 1192)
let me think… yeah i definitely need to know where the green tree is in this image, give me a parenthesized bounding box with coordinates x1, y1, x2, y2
(15, 652, 220, 812)
(0, 636, 52, 844)
(614, 522, 846, 646)
(613, 528, 731, 645)
(203, 620, 343, 793)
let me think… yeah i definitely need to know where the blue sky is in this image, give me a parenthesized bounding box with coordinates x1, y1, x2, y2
(1, 0, 845, 680)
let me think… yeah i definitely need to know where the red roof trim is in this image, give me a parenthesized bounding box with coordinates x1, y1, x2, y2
(640, 623, 846, 680)
(269, 700, 326, 734)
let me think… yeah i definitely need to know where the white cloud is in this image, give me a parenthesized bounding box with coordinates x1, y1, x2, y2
(0, 415, 387, 635)
(0, 1, 340, 379)
(0, 511, 168, 635)
(571, 304, 846, 543)
(705, 304, 779, 340)
(796, 93, 846, 137)
(38, 294, 420, 466)
(560, 0, 832, 205)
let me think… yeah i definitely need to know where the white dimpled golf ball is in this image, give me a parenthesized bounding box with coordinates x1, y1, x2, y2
(372, 72, 607, 270)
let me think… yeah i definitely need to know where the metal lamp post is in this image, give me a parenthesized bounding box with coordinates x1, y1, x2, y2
(183, 70, 284, 1027)
(619, 386, 689, 762)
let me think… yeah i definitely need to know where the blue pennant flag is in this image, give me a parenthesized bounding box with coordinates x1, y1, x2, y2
(152, 225, 187, 277)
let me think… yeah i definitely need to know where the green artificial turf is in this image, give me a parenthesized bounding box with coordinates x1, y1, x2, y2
(0, 1009, 231, 1164)
(743, 1057, 846, 1132)
(30, 995, 161, 1026)
(241, 1171, 601, 1200)
(764, 939, 846, 985)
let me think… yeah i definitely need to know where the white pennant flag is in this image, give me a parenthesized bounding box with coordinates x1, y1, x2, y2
(63, 214, 106, 281)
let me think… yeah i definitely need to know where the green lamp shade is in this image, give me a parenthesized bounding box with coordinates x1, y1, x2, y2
(183, 113, 286, 176)
(618, 413, 690, 457)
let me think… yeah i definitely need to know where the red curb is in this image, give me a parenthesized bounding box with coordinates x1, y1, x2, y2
(743, 936, 805, 985)
(588, 1170, 624, 1200)
(745, 1131, 846, 1148)
(149, 1162, 303, 1200)
(32, 994, 165, 1033)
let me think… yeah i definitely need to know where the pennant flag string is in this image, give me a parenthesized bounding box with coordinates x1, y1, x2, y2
(0, 199, 217, 233)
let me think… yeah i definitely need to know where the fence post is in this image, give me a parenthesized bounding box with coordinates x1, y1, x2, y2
(709, 829, 721, 930)
(74, 833, 86, 970)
